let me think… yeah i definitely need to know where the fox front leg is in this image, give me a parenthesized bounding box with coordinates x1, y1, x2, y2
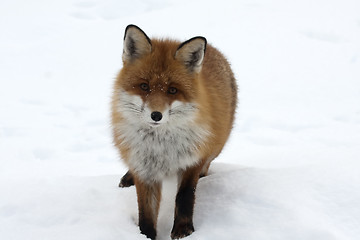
(171, 167, 200, 239)
(134, 177, 162, 240)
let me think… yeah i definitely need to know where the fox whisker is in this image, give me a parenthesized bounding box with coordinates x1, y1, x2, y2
(169, 104, 197, 115)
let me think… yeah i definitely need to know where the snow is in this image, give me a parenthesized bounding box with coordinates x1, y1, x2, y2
(1, 0, 360, 239)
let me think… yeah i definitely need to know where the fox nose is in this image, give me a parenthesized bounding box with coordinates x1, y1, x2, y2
(151, 111, 163, 122)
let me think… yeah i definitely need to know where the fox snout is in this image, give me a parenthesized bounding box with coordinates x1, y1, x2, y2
(150, 111, 163, 122)
(148, 110, 165, 126)
(145, 107, 169, 126)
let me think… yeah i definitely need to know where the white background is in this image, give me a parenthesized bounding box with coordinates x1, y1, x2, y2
(1, 0, 359, 239)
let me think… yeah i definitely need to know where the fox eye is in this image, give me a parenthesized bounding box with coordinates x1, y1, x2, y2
(139, 83, 150, 92)
(168, 87, 177, 94)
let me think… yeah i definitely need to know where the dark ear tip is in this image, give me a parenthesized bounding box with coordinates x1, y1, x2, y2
(195, 36, 207, 45)
(125, 24, 140, 33)
(194, 36, 207, 50)
(177, 36, 207, 51)
(124, 24, 152, 45)
(124, 24, 139, 40)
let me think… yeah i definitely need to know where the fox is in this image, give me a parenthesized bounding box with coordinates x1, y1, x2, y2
(111, 24, 237, 239)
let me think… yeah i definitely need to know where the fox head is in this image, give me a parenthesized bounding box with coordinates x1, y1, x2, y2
(114, 25, 207, 128)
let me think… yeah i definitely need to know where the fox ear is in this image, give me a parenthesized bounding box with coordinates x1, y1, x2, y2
(122, 25, 152, 63)
(175, 37, 207, 73)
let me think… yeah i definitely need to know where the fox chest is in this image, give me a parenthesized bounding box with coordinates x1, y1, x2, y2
(119, 125, 207, 182)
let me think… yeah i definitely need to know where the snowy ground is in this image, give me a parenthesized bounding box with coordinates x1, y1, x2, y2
(1, 0, 360, 239)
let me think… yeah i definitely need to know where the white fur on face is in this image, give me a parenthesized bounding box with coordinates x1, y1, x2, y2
(113, 90, 210, 183)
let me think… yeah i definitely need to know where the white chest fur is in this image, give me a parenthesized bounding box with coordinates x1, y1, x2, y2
(116, 122, 208, 182)
(113, 90, 210, 182)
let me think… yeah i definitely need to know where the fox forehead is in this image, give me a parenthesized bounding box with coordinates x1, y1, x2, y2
(125, 39, 193, 79)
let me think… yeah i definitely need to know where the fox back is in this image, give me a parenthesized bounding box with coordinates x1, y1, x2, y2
(111, 25, 237, 239)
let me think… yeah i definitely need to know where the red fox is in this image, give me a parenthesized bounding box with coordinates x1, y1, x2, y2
(111, 25, 237, 239)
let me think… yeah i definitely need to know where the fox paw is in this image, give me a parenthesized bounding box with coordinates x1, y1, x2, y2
(171, 222, 194, 239)
(119, 171, 134, 188)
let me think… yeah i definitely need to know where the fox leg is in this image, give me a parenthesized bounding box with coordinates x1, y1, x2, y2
(119, 170, 134, 187)
(171, 166, 201, 239)
(134, 177, 162, 240)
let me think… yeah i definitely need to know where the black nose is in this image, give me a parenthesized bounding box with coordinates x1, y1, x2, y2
(151, 111, 162, 122)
